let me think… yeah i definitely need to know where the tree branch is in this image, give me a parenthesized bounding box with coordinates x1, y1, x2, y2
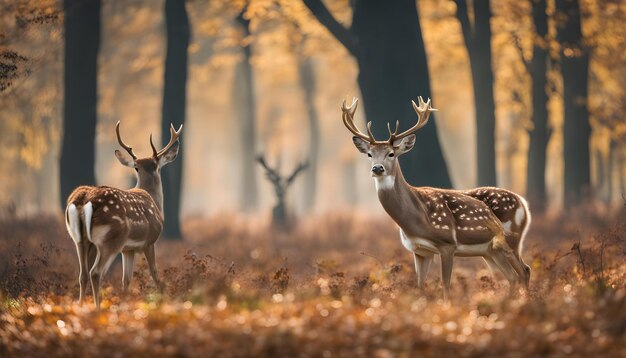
(303, 0, 356, 56)
(453, 0, 474, 52)
(256, 155, 281, 185)
(286, 161, 309, 186)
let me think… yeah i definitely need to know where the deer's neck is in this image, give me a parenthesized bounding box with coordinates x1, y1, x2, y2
(374, 165, 428, 229)
(374, 164, 409, 194)
(136, 176, 164, 214)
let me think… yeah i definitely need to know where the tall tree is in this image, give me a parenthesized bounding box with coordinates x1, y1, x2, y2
(525, 0, 551, 211)
(298, 56, 320, 211)
(234, 9, 259, 212)
(60, 0, 101, 208)
(556, 0, 591, 206)
(161, 0, 189, 239)
(303, 0, 451, 188)
(454, 0, 497, 187)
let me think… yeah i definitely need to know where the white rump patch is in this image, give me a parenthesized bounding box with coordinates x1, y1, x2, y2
(83, 202, 93, 242)
(514, 206, 525, 225)
(374, 175, 395, 191)
(66, 204, 81, 243)
(502, 220, 513, 234)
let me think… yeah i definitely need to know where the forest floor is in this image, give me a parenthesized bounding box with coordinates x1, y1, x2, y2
(0, 208, 625, 357)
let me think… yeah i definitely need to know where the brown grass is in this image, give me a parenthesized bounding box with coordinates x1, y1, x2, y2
(0, 209, 625, 357)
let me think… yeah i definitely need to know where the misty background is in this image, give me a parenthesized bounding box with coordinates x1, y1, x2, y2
(1, 0, 624, 235)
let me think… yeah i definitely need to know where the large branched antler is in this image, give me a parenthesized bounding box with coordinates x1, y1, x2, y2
(341, 98, 375, 143)
(116, 121, 138, 160)
(341, 97, 436, 144)
(388, 96, 437, 143)
(150, 123, 183, 159)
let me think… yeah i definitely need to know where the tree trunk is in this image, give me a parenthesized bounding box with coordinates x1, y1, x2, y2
(593, 149, 605, 202)
(304, 0, 451, 188)
(617, 143, 626, 197)
(60, 0, 100, 208)
(272, 198, 288, 229)
(298, 57, 320, 211)
(556, 0, 591, 206)
(235, 11, 259, 212)
(161, 0, 189, 239)
(607, 139, 616, 205)
(455, 0, 497, 187)
(526, 0, 550, 211)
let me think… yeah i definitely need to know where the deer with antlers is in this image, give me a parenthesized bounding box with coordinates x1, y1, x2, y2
(342, 97, 531, 299)
(65, 122, 182, 308)
(256, 155, 308, 230)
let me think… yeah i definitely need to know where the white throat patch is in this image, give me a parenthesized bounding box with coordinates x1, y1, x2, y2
(374, 175, 395, 191)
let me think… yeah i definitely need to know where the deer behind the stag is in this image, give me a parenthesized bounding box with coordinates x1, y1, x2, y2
(65, 122, 182, 308)
(342, 97, 531, 300)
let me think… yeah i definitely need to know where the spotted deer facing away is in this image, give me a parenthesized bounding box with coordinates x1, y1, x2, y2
(65, 122, 182, 308)
(342, 97, 531, 300)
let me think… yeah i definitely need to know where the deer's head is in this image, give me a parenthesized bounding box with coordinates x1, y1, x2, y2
(114, 121, 182, 192)
(342, 97, 436, 179)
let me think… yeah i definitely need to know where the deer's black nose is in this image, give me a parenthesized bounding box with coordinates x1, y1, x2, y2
(372, 165, 385, 175)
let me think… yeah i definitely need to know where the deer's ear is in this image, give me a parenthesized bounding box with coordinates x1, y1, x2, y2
(352, 136, 370, 154)
(392, 134, 416, 156)
(115, 149, 134, 168)
(158, 141, 179, 168)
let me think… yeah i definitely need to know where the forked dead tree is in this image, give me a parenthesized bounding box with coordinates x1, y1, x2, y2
(256, 155, 308, 230)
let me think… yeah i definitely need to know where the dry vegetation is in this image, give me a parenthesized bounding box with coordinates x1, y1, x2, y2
(1, 209, 625, 357)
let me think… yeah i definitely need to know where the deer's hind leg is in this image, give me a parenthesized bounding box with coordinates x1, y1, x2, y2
(144, 244, 163, 293)
(89, 245, 118, 309)
(122, 250, 136, 293)
(78, 241, 97, 303)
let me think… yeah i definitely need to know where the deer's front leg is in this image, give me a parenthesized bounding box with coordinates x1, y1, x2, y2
(413, 253, 433, 291)
(438, 246, 455, 301)
(144, 245, 163, 293)
(122, 251, 135, 292)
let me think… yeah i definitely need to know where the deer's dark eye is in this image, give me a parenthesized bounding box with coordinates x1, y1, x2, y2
(388, 153, 395, 158)
(367, 153, 372, 158)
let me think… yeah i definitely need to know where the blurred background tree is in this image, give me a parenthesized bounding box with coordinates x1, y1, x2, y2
(303, 0, 452, 188)
(160, 0, 190, 239)
(453, 0, 497, 187)
(0, 1, 61, 213)
(556, 0, 591, 206)
(234, 6, 260, 213)
(59, 0, 101, 208)
(525, 0, 551, 213)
